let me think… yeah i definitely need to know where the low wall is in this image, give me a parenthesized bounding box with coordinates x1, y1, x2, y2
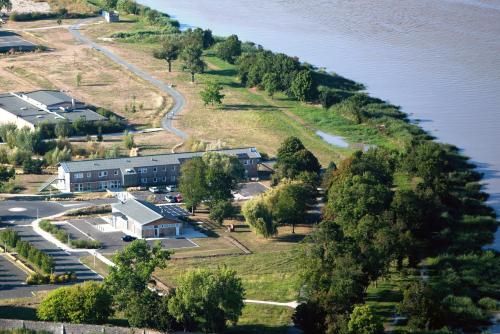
(0, 319, 164, 334)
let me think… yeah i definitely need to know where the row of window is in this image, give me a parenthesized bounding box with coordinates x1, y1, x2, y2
(74, 165, 180, 179)
(74, 180, 121, 192)
(138, 166, 177, 174)
(74, 170, 119, 179)
(140, 176, 176, 184)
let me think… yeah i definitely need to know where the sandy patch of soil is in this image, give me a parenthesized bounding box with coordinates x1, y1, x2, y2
(4, 0, 50, 13)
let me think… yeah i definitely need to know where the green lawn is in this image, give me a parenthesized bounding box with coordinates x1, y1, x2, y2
(156, 250, 300, 302)
(226, 304, 294, 334)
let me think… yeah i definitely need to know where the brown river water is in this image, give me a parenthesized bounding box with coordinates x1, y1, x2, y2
(139, 0, 500, 249)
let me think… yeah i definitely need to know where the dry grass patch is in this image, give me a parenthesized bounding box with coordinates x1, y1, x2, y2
(0, 21, 173, 130)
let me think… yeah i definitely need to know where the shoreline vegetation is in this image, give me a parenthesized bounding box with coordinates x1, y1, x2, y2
(0, 0, 498, 333)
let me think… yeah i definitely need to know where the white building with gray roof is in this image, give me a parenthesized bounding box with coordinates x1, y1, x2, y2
(0, 90, 106, 130)
(56, 147, 261, 193)
(111, 198, 183, 238)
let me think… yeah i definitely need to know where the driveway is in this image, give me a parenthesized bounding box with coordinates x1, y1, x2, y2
(68, 19, 188, 140)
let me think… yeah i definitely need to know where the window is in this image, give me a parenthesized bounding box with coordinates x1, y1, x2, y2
(75, 173, 84, 179)
(153, 167, 157, 173)
(153, 178, 158, 183)
(110, 180, 120, 189)
(162, 177, 167, 182)
(171, 175, 176, 182)
(172, 166, 177, 171)
(139, 168, 147, 174)
(75, 183, 84, 191)
(141, 178, 147, 183)
(98, 171, 108, 178)
(87, 172, 91, 178)
(114, 170, 119, 175)
(244, 160, 250, 165)
(163, 167, 167, 172)
(99, 181, 108, 190)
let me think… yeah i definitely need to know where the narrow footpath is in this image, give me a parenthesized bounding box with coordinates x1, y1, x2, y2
(68, 19, 188, 140)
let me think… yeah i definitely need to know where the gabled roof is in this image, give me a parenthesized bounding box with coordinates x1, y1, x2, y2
(60, 147, 261, 173)
(112, 199, 167, 225)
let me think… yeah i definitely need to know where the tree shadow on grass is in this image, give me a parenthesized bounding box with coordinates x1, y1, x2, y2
(224, 324, 289, 334)
(205, 68, 238, 77)
(0, 306, 37, 320)
(272, 233, 307, 243)
(221, 104, 286, 111)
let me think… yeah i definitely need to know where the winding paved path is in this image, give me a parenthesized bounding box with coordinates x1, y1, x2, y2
(68, 19, 188, 140)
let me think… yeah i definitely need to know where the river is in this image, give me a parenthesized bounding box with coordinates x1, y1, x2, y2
(138, 0, 500, 249)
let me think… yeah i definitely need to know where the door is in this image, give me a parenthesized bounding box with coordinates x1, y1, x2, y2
(154, 226, 159, 238)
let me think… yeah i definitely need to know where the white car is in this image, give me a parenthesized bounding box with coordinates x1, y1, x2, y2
(165, 185, 177, 192)
(149, 187, 161, 193)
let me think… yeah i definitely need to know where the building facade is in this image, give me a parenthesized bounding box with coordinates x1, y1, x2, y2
(110, 199, 183, 238)
(57, 147, 261, 193)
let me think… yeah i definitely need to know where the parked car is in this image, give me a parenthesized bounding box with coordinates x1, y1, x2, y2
(121, 235, 137, 242)
(149, 186, 161, 193)
(165, 185, 177, 192)
(164, 195, 177, 203)
(175, 194, 184, 202)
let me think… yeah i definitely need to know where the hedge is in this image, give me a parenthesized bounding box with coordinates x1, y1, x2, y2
(0, 229, 54, 274)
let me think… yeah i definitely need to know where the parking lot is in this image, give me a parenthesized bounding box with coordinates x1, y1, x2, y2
(65, 216, 200, 255)
(0, 31, 36, 52)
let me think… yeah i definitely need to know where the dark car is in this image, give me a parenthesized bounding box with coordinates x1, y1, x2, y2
(164, 195, 177, 203)
(121, 235, 137, 242)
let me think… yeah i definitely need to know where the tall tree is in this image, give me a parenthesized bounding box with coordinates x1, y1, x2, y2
(179, 157, 207, 213)
(216, 34, 242, 64)
(275, 136, 321, 180)
(0, 0, 12, 12)
(200, 81, 225, 107)
(290, 69, 313, 102)
(105, 240, 170, 312)
(153, 35, 181, 73)
(262, 72, 280, 99)
(168, 267, 244, 333)
(347, 305, 384, 334)
(180, 43, 205, 82)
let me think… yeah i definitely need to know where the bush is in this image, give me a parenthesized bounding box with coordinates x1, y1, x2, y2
(37, 281, 112, 324)
(26, 271, 77, 285)
(65, 205, 112, 216)
(478, 297, 499, 311)
(23, 158, 45, 174)
(9, 11, 96, 22)
(39, 220, 101, 249)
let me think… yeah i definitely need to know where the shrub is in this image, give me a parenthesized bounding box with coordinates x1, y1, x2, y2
(70, 239, 102, 249)
(478, 297, 498, 311)
(37, 281, 112, 324)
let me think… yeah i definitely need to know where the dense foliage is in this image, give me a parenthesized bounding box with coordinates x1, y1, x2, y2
(168, 267, 245, 333)
(296, 141, 499, 333)
(37, 281, 112, 323)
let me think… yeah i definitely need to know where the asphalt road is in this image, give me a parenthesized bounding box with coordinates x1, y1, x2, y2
(68, 19, 188, 140)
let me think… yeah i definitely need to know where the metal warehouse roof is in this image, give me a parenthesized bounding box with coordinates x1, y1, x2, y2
(112, 199, 175, 225)
(0, 91, 106, 125)
(60, 147, 261, 173)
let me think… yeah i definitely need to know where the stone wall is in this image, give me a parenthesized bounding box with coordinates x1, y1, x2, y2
(0, 319, 165, 334)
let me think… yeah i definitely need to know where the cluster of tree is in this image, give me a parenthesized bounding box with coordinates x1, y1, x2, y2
(37, 240, 245, 333)
(37, 115, 126, 140)
(0, 229, 54, 274)
(0, 125, 73, 172)
(152, 27, 215, 82)
(0, 0, 11, 12)
(241, 137, 319, 237)
(243, 180, 311, 237)
(179, 152, 244, 222)
(295, 140, 499, 333)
